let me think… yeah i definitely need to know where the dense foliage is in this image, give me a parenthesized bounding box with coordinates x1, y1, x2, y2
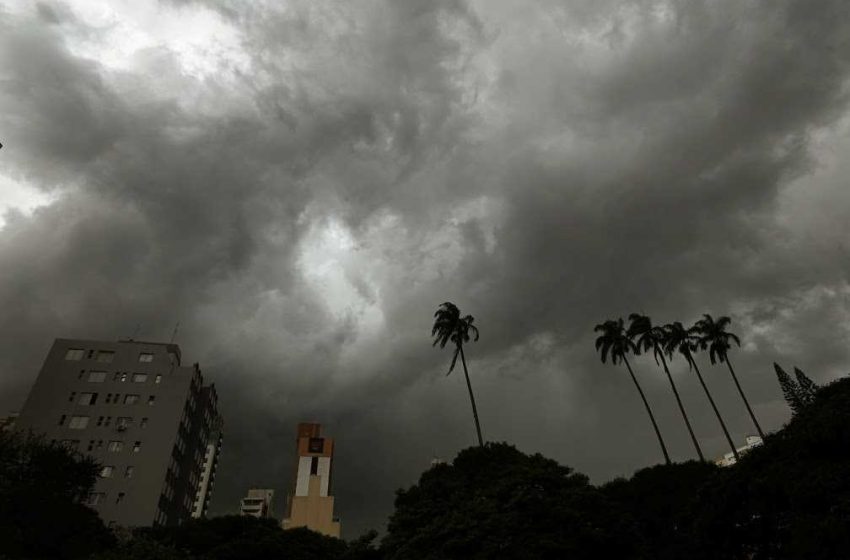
(0, 431, 115, 559)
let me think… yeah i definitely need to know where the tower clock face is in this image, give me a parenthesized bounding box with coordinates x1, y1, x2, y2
(309, 437, 325, 453)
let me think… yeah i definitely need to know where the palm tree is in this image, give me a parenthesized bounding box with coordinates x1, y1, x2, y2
(664, 321, 738, 461)
(629, 314, 705, 461)
(695, 314, 765, 439)
(432, 302, 484, 447)
(595, 318, 671, 465)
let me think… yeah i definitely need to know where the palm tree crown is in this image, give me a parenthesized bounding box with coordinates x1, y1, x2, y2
(694, 314, 741, 364)
(662, 321, 700, 364)
(432, 302, 480, 375)
(594, 318, 636, 365)
(627, 314, 666, 363)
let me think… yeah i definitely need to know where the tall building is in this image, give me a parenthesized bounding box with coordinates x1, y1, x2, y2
(240, 488, 275, 518)
(14, 338, 222, 528)
(281, 423, 341, 537)
(192, 412, 223, 519)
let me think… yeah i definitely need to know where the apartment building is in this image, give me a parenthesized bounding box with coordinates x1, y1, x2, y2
(192, 412, 223, 519)
(14, 338, 222, 528)
(240, 488, 275, 518)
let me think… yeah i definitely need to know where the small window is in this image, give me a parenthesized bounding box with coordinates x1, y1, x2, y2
(148, 396, 156, 406)
(124, 466, 135, 478)
(88, 371, 107, 382)
(140, 417, 149, 428)
(104, 416, 112, 427)
(96, 416, 104, 427)
(99, 466, 114, 478)
(132, 373, 148, 383)
(116, 417, 133, 430)
(65, 348, 85, 361)
(68, 392, 76, 403)
(69, 416, 89, 430)
(95, 440, 103, 451)
(116, 492, 125, 504)
(124, 394, 140, 405)
(87, 492, 106, 505)
(87, 440, 95, 452)
(78, 393, 98, 406)
(60, 439, 80, 449)
(155, 375, 162, 384)
(58, 415, 67, 426)
(96, 351, 115, 363)
(139, 353, 154, 363)
(105, 393, 112, 404)
(107, 441, 123, 452)
(133, 441, 142, 453)
(112, 373, 121, 382)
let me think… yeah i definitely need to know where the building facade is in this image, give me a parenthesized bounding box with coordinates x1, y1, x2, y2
(281, 422, 340, 537)
(192, 412, 223, 519)
(14, 338, 222, 528)
(240, 488, 275, 518)
(715, 435, 764, 467)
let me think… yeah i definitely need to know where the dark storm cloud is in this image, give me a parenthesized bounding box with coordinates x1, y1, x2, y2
(2, 0, 850, 537)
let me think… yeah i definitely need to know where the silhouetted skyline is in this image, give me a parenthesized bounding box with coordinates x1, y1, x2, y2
(1, 0, 850, 538)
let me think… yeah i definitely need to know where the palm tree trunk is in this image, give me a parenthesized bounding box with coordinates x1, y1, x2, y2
(689, 353, 738, 461)
(725, 356, 765, 439)
(623, 356, 671, 465)
(658, 350, 705, 461)
(459, 345, 484, 447)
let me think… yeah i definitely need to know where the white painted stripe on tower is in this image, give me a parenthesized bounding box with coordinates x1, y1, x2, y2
(318, 457, 331, 497)
(295, 456, 311, 496)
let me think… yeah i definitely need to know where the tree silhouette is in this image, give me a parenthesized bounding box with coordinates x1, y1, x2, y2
(595, 318, 670, 465)
(432, 302, 483, 447)
(629, 314, 705, 462)
(664, 321, 738, 461)
(695, 314, 765, 439)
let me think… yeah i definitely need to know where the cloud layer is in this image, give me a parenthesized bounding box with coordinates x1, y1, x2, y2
(2, 0, 850, 536)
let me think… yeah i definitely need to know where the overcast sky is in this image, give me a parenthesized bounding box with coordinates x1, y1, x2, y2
(2, 0, 850, 538)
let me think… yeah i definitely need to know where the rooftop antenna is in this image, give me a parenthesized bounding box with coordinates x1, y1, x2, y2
(169, 322, 180, 343)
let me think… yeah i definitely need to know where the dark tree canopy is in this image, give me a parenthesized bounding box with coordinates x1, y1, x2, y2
(381, 443, 641, 560)
(0, 431, 115, 560)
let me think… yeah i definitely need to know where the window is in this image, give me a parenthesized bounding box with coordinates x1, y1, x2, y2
(65, 348, 85, 361)
(116, 492, 125, 504)
(78, 370, 85, 380)
(140, 417, 149, 428)
(148, 396, 156, 406)
(88, 371, 107, 382)
(78, 393, 98, 406)
(87, 492, 106, 506)
(132, 373, 148, 383)
(99, 466, 114, 478)
(58, 415, 67, 426)
(96, 351, 115, 363)
(133, 441, 142, 453)
(124, 394, 140, 405)
(124, 466, 135, 478)
(139, 353, 154, 363)
(107, 441, 123, 452)
(95, 440, 103, 451)
(308, 437, 324, 453)
(105, 393, 112, 404)
(311, 456, 319, 475)
(68, 392, 76, 403)
(69, 416, 89, 430)
(104, 416, 112, 427)
(116, 417, 133, 430)
(119, 373, 128, 382)
(87, 440, 95, 452)
(96, 416, 104, 427)
(60, 439, 80, 449)
(155, 375, 162, 384)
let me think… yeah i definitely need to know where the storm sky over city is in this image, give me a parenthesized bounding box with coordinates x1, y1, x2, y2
(2, 0, 850, 537)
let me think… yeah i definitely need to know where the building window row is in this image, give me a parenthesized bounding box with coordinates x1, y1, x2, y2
(67, 392, 157, 406)
(86, 491, 125, 506)
(66, 348, 157, 364)
(98, 465, 135, 478)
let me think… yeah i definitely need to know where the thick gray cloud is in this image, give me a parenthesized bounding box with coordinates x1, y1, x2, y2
(2, 0, 850, 537)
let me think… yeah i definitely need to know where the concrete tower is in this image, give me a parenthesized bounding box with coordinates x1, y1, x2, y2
(281, 422, 340, 537)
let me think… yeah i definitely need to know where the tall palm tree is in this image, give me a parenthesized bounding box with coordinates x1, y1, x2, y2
(664, 321, 739, 461)
(432, 302, 484, 447)
(595, 318, 671, 465)
(695, 314, 765, 439)
(629, 314, 705, 461)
